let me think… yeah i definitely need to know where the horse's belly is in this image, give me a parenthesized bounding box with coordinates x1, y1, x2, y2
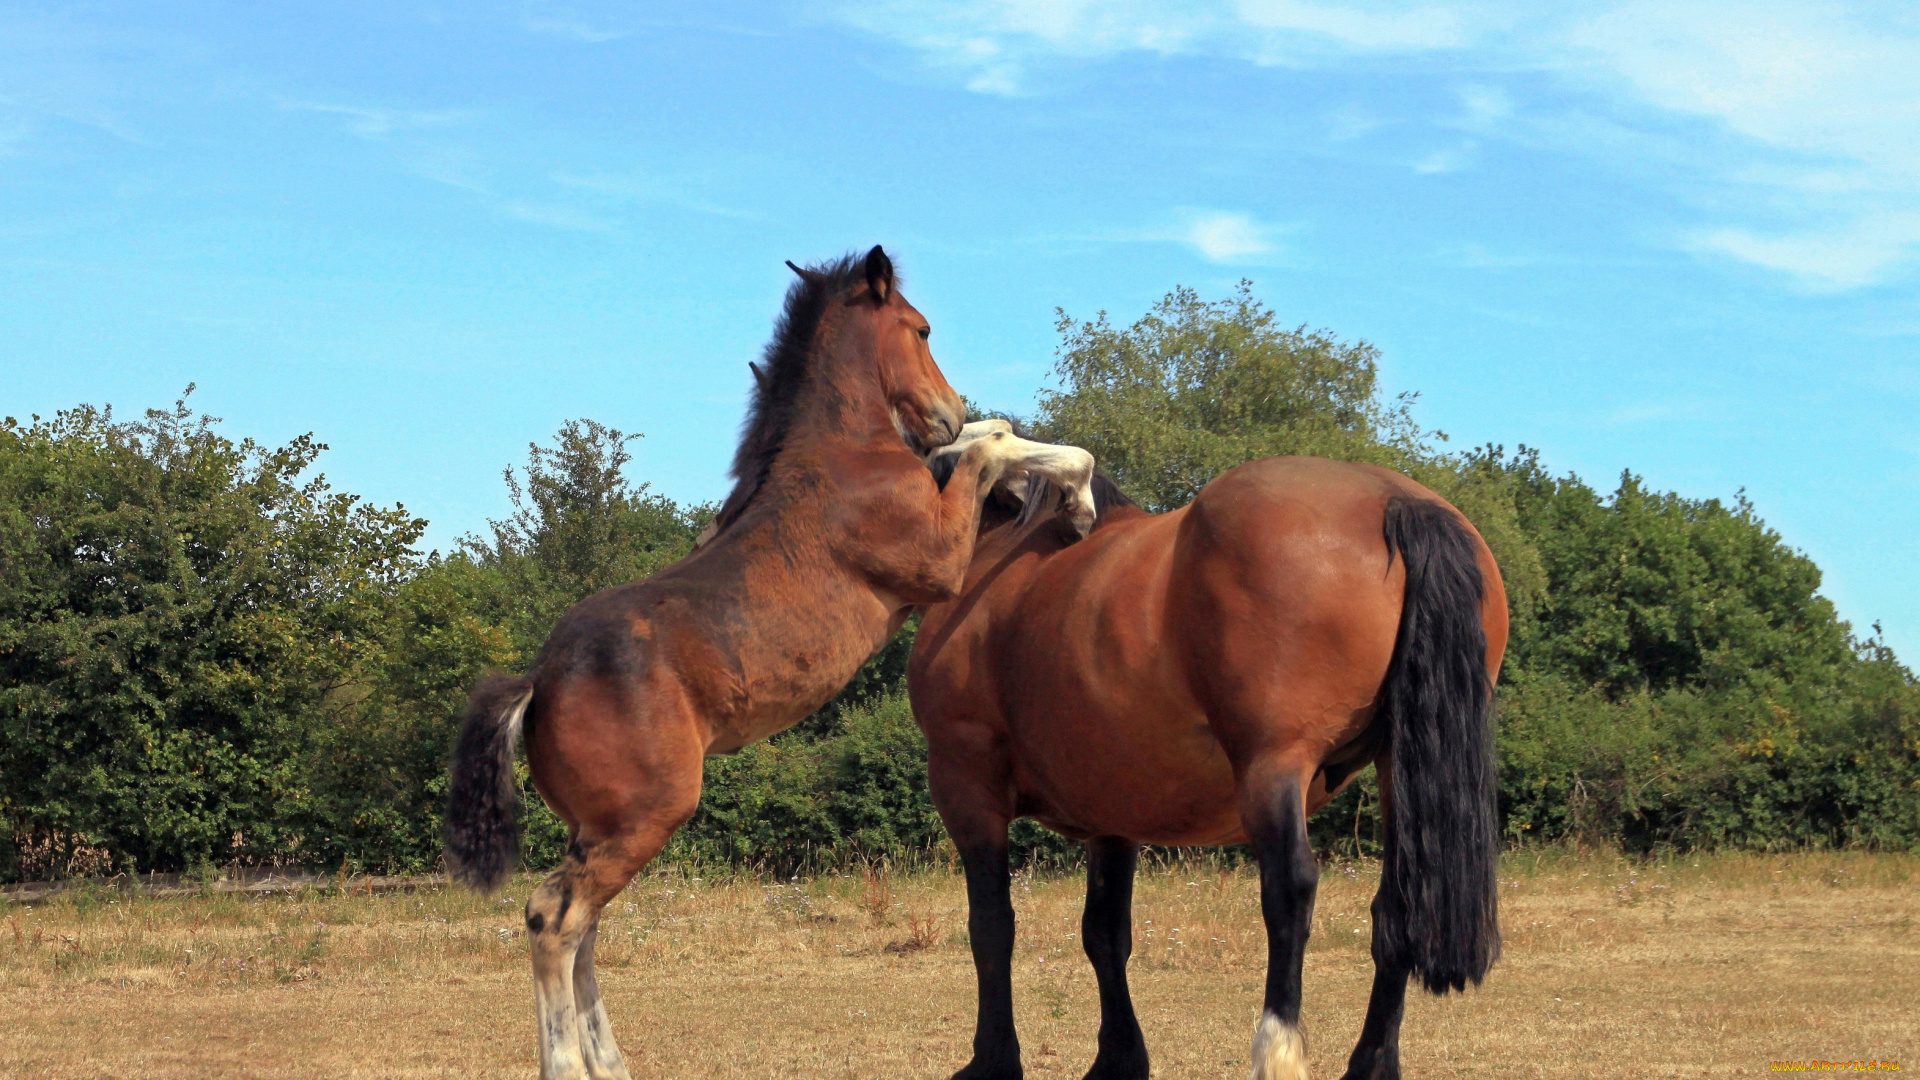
(1010, 707, 1247, 846)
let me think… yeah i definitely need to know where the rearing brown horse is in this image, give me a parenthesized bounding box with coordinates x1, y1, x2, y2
(443, 248, 1092, 1080)
(912, 453, 1507, 1080)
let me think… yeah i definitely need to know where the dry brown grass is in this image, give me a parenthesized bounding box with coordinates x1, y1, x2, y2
(1, 849, 1913, 1079)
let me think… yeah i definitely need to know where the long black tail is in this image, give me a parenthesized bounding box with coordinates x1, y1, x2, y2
(1375, 496, 1501, 994)
(444, 673, 534, 893)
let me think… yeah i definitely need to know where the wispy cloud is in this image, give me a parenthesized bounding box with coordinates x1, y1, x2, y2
(1237, 0, 1472, 53)
(0, 116, 32, 158)
(280, 100, 476, 138)
(1604, 401, 1683, 426)
(498, 200, 615, 232)
(1437, 242, 1539, 270)
(517, 6, 781, 46)
(523, 17, 633, 43)
(1412, 142, 1474, 174)
(1324, 102, 1386, 141)
(834, 0, 1487, 95)
(554, 171, 761, 220)
(835, 0, 1920, 288)
(1691, 215, 1920, 291)
(1556, 1, 1920, 288)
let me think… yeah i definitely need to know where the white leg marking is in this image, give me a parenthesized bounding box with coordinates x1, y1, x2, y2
(530, 888, 590, 1080)
(574, 922, 634, 1080)
(1250, 1010, 1308, 1080)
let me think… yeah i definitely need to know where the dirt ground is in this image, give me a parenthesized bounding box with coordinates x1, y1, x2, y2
(1, 849, 1912, 1079)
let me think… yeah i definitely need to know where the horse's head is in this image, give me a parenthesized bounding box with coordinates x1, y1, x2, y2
(700, 247, 972, 547)
(844, 245, 966, 455)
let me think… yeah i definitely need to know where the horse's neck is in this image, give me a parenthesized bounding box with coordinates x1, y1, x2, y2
(790, 344, 892, 447)
(677, 393, 913, 746)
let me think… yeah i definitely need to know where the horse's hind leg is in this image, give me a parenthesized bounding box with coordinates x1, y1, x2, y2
(1337, 907, 1409, 1080)
(527, 816, 695, 1079)
(527, 855, 593, 1080)
(1340, 760, 1408, 1080)
(1242, 766, 1319, 1080)
(573, 918, 630, 1080)
(1081, 836, 1148, 1080)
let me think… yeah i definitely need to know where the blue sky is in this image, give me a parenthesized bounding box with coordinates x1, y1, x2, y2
(4, 1, 1918, 656)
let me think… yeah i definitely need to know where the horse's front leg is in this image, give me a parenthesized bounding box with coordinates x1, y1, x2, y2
(955, 832, 1023, 1080)
(1243, 767, 1319, 1080)
(1081, 836, 1148, 1080)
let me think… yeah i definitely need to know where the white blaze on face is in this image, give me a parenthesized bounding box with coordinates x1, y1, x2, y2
(928, 421, 1098, 537)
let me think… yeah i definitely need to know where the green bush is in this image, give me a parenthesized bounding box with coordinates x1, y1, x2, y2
(663, 692, 949, 873)
(0, 394, 426, 880)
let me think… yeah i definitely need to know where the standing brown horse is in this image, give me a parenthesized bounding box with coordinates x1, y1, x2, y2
(443, 247, 1092, 1080)
(912, 453, 1507, 1080)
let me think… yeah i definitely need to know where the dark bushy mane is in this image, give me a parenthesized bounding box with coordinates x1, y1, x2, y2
(710, 252, 882, 536)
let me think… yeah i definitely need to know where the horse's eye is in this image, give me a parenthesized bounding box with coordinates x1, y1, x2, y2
(918, 326, 931, 340)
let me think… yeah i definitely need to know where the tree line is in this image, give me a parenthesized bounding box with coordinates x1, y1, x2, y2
(2, 286, 1915, 881)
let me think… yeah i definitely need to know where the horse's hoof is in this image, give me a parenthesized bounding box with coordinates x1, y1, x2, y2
(1335, 1048, 1400, 1080)
(1082, 1050, 1150, 1080)
(951, 1058, 1024, 1080)
(1250, 1012, 1308, 1080)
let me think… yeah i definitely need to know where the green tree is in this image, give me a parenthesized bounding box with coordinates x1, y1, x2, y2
(1034, 282, 1546, 616)
(458, 419, 708, 658)
(1035, 282, 1428, 512)
(1496, 448, 1850, 694)
(1482, 448, 1920, 852)
(294, 555, 518, 873)
(0, 392, 422, 879)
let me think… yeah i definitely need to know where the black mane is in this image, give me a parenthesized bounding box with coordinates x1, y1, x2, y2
(710, 253, 880, 536)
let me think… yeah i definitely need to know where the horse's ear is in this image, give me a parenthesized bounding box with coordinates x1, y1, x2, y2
(864, 245, 893, 304)
(786, 260, 823, 285)
(748, 362, 770, 393)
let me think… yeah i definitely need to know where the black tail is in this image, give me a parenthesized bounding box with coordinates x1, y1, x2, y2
(444, 673, 534, 893)
(1375, 496, 1501, 994)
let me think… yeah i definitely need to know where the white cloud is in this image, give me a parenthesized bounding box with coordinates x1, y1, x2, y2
(1455, 83, 1510, 125)
(1234, 0, 1471, 52)
(1146, 210, 1280, 262)
(554, 171, 761, 220)
(1324, 102, 1386, 140)
(280, 100, 476, 139)
(0, 116, 32, 158)
(835, 0, 1920, 287)
(1436, 242, 1538, 269)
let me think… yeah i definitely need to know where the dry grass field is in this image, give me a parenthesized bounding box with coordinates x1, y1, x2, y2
(0, 849, 1912, 1079)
